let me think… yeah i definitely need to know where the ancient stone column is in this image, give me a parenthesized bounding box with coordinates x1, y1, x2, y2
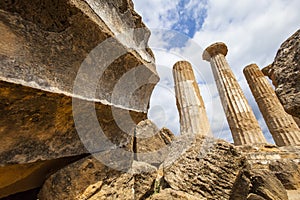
(243, 64, 300, 146)
(203, 42, 266, 145)
(173, 61, 212, 136)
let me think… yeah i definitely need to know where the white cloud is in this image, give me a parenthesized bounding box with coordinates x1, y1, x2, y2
(133, 0, 180, 29)
(132, 0, 300, 144)
(192, 0, 300, 142)
(145, 27, 232, 140)
(194, 0, 300, 71)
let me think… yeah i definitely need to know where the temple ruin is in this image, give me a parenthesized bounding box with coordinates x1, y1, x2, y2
(173, 61, 211, 136)
(0, 0, 300, 199)
(244, 63, 300, 146)
(202, 42, 267, 145)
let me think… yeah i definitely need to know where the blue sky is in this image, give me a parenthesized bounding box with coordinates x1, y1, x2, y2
(171, 0, 207, 37)
(132, 0, 300, 143)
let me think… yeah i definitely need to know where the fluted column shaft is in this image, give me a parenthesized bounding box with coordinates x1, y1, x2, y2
(244, 64, 300, 146)
(173, 61, 211, 136)
(203, 43, 266, 145)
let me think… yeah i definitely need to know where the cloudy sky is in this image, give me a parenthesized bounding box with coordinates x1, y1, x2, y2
(132, 0, 300, 143)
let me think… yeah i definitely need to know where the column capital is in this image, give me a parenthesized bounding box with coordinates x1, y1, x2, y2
(173, 61, 195, 81)
(173, 61, 193, 71)
(243, 63, 264, 77)
(244, 63, 259, 69)
(202, 42, 228, 61)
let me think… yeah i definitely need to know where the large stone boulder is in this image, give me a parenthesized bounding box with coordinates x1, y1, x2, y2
(0, 0, 158, 113)
(36, 134, 300, 200)
(162, 135, 245, 199)
(37, 119, 174, 200)
(147, 189, 201, 200)
(161, 136, 290, 200)
(0, 0, 158, 197)
(237, 144, 300, 200)
(37, 135, 249, 200)
(231, 168, 288, 200)
(38, 155, 157, 200)
(134, 120, 175, 166)
(263, 29, 300, 117)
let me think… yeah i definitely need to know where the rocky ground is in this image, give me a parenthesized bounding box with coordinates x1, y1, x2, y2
(37, 131, 300, 200)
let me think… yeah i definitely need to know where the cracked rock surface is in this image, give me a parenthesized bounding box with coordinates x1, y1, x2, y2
(263, 29, 300, 118)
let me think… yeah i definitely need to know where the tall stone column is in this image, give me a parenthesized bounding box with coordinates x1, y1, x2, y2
(173, 61, 212, 136)
(203, 42, 266, 145)
(243, 64, 300, 146)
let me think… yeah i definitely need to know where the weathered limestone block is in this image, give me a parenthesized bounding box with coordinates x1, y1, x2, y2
(0, 0, 158, 112)
(237, 144, 300, 199)
(250, 170, 288, 200)
(203, 42, 266, 145)
(0, 0, 158, 197)
(293, 117, 300, 128)
(0, 80, 146, 197)
(147, 188, 202, 200)
(231, 168, 288, 200)
(134, 120, 175, 166)
(0, 80, 146, 163)
(251, 170, 288, 200)
(38, 155, 157, 200)
(0, 155, 85, 198)
(269, 160, 300, 190)
(173, 61, 212, 136)
(150, 137, 298, 200)
(0, 81, 86, 164)
(244, 64, 300, 146)
(163, 135, 245, 199)
(287, 190, 300, 200)
(37, 135, 300, 200)
(262, 29, 300, 118)
(247, 194, 266, 200)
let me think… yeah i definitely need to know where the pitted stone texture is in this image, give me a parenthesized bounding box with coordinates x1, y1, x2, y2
(244, 64, 300, 146)
(0, 0, 158, 113)
(0, 0, 153, 166)
(293, 116, 300, 128)
(237, 144, 300, 198)
(147, 189, 202, 200)
(269, 160, 300, 190)
(247, 194, 266, 200)
(0, 81, 146, 166)
(203, 43, 266, 145)
(163, 135, 245, 199)
(135, 120, 175, 166)
(38, 156, 157, 200)
(173, 61, 212, 136)
(231, 168, 288, 200)
(263, 29, 300, 118)
(262, 64, 277, 87)
(0, 80, 147, 197)
(0, 156, 84, 198)
(0, 0, 156, 197)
